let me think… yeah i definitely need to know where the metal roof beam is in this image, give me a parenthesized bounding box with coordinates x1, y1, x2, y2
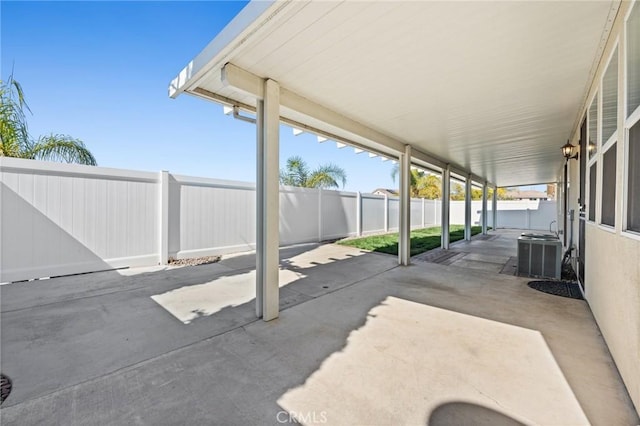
(220, 63, 496, 185)
(222, 62, 406, 154)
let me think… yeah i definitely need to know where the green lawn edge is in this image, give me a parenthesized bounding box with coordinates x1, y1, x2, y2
(337, 225, 485, 257)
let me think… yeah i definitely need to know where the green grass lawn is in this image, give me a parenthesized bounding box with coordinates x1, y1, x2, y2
(337, 225, 484, 257)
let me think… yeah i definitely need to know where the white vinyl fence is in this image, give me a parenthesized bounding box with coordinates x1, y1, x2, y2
(0, 158, 556, 282)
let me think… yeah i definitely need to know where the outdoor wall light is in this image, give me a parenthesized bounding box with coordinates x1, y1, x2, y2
(562, 141, 579, 161)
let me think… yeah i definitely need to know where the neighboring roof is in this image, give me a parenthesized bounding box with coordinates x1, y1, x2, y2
(371, 188, 398, 196)
(506, 190, 549, 199)
(170, 1, 618, 187)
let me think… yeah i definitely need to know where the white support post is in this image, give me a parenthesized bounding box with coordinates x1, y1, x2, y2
(159, 170, 169, 265)
(482, 182, 488, 235)
(356, 191, 362, 236)
(422, 197, 426, 228)
(384, 194, 389, 233)
(441, 166, 451, 250)
(492, 185, 498, 231)
(399, 146, 411, 265)
(464, 174, 472, 241)
(318, 187, 323, 242)
(255, 101, 264, 318)
(256, 78, 280, 321)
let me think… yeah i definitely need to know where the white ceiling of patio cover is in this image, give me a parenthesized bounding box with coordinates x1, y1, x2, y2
(172, 0, 617, 187)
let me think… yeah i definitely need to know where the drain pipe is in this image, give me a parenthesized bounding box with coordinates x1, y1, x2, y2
(232, 105, 256, 124)
(568, 209, 575, 250)
(561, 209, 576, 271)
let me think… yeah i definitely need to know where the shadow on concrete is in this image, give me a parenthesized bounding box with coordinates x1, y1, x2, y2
(1, 234, 638, 425)
(428, 401, 525, 426)
(0, 243, 396, 410)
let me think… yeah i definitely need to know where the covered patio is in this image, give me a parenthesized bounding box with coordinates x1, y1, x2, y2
(168, 0, 619, 319)
(1, 230, 637, 424)
(167, 0, 640, 417)
(3, 1, 638, 424)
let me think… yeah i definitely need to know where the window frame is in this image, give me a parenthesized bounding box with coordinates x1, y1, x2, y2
(602, 45, 620, 146)
(623, 0, 640, 240)
(598, 42, 620, 230)
(599, 140, 617, 229)
(587, 91, 599, 224)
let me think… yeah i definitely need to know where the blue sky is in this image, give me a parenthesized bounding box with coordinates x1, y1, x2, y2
(1, 0, 403, 192)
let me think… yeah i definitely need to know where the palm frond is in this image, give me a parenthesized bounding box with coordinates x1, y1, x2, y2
(390, 163, 399, 183)
(280, 155, 310, 186)
(0, 73, 31, 156)
(308, 163, 347, 189)
(27, 134, 97, 165)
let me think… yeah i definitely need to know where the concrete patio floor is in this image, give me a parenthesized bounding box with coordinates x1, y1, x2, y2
(1, 230, 638, 425)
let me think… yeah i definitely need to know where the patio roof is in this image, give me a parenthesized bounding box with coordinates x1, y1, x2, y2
(169, 0, 619, 187)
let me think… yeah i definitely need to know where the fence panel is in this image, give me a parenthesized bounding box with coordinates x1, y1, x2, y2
(0, 158, 559, 282)
(388, 197, 399, 231)
(529, 200, 557, 231)
(424, 200, 438, 226)
(174, 175, 256, 258)
(321, 190, 358, 240)
(280, 186, 320, 246)
(0, 158, 158, 282)
(361, 193, 385, 235)
(410, 199, 423, 229)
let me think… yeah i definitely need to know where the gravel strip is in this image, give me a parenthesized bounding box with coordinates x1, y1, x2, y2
(168, 256, 221, 267)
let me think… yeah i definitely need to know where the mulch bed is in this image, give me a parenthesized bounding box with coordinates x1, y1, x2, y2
(168, 255, 221, 267)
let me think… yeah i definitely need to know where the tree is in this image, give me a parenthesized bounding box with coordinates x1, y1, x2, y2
(280, 156, 347, 189)
(546, 184, 556, 200)
(0, 74, 96, 165)
(493, 187, 511, 200)
(450, 183, 466, 200)
(415, 174, 441, 199)
(391, 164, 515, 201)
(391, 165, 449, 199)
(390, 165, 428, 197)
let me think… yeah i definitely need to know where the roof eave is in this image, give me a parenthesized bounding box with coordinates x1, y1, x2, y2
(168, 0, 282, 99)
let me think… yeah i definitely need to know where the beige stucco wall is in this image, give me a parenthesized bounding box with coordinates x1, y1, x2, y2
(562, 1, 640, 412)
(586, 225, 640, 410)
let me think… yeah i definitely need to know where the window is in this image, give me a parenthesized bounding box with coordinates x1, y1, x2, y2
(589, 95, 598, 158)
(602, 48, 618, 143)
(600, 46, 618, 228)
(627, 124, 640, 232)
(588, 91, 599, 222)
(601, 144, 617, 226)
(589, 163, 597, 222)
(627, 3, 640, 118)
(626, 3, 640, 234)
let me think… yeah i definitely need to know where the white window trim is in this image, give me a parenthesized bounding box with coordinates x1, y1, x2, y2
(623, 1, 640, 238)
(587, 160, 598, 223)
(597, 41, 620, 228)
(587, 92, 599, 223)
(599, 139, 618, 227)
(603, 133, 618, 152)
(624, 0, 639, 122)
(601, 42, 620, 146)
(598, 223, 617, 233)
(627, 101, 640, 126)
(622, 124, 640, 238)
(588, 93, 600, 163)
